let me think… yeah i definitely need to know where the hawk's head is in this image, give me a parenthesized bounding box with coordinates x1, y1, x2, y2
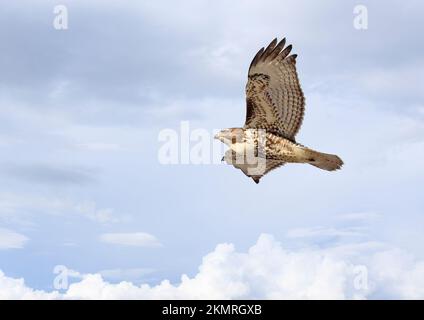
(214, 128, 245, 146)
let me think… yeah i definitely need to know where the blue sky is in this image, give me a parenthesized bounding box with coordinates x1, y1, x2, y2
(0, 0, 424, 299)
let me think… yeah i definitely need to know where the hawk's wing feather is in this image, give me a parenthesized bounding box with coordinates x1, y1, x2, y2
(245, 159, 286, 184)
(244, 37, 305, 141)
(225, 149, 286, 184)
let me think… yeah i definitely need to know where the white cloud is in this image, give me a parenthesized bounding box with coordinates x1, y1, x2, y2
(0, 271, 59, 299)
(0, 228, 28, 249)
(1, 234, 424, 299)
(99, 232, 161, 247)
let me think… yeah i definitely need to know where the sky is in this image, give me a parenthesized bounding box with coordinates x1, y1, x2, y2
(0, 0, 424, 299)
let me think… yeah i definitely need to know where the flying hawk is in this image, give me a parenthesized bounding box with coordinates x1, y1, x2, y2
(215, 37, 343, 183)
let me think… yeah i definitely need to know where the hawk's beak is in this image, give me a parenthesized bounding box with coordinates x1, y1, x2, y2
(214, 133, 220, 140)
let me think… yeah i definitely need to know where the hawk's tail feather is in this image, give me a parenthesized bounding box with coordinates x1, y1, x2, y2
(306, 150, 343, 171)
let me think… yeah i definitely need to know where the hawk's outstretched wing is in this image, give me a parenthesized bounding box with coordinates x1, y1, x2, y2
(244, 38, 305, 141)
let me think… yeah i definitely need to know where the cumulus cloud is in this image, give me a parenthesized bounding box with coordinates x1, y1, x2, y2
(0, 271, 59, 299)
(1, 234, 424, 299)
(99, 232, 161, 247)
(0, 228, 28, 249)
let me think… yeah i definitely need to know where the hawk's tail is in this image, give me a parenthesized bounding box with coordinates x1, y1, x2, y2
(305, 149, 343, 171)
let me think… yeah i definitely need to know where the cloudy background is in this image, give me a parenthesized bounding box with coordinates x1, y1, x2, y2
(0, 0, 424, 299)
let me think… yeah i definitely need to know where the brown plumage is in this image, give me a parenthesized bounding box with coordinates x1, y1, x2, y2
(215, 37, 343, 183)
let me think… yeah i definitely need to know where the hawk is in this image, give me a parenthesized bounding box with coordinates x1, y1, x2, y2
(215, 37, 343, 183)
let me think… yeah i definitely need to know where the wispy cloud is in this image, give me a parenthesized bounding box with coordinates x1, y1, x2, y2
(0, 193, 123, 225)
(74, 143, 121, 152)
(74, 202, 122, 224)
(3, 163, 97, 186)
(0, 228, 28, 249)
(338, 212, 381, 222)
(286, 226, 364, 239)
(99, 232, 161, 247)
